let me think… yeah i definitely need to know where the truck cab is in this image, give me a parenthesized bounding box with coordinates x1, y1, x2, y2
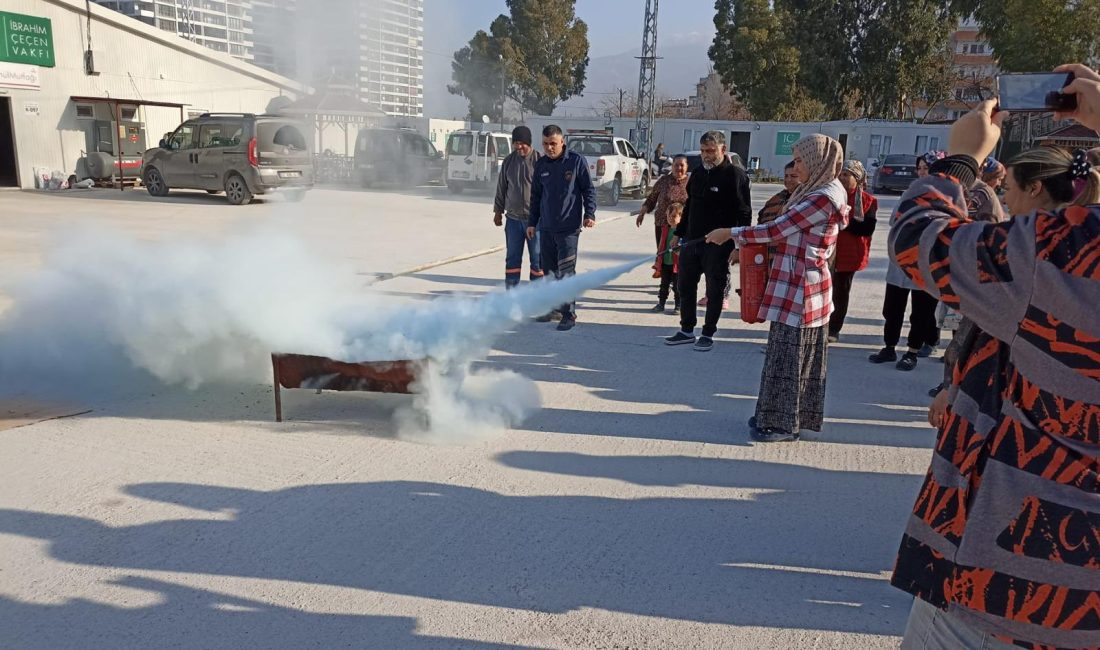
(445, 130, 512, 193)
(565, 129, 649, 206)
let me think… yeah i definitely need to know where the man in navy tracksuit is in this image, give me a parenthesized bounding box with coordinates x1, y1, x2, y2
(527, 124, 597, 331)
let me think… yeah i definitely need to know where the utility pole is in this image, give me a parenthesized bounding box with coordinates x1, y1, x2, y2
(618, 88, 626, 118)
(634, 0, 659, 160)
(499, 54, 505, 131)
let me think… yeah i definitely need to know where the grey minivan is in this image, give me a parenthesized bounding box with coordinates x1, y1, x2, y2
(142, 113, 314, 205)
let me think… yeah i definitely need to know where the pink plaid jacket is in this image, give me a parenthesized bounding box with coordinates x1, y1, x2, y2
(734, 182, 850, 328)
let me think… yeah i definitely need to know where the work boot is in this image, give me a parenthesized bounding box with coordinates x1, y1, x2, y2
(556, 313, 577, 331)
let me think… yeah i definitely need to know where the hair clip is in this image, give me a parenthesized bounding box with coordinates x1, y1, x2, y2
(1070, 149, 1091, 179)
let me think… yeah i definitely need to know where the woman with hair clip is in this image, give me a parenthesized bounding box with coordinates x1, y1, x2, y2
(889, 62, 1100, 646)
(928, 145, 1100, 425)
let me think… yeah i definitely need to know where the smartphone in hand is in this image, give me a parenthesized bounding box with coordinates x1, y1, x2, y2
(997, 72, 1078, 112)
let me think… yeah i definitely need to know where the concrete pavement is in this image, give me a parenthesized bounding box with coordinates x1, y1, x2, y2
(0, 184, 940, 649)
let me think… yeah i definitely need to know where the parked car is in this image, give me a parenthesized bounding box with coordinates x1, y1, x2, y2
(444, 129, 512, 193)
(872, 154, 919, 193)
(142, 113, 313, 205)
(565, 131, 649, 206)
(354, 127, 444, 188)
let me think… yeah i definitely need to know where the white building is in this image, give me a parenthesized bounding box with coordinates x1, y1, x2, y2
(0, 0, 304, 189)
(514, 116, 951, 178)
(92, 0, 255, 62)
(248, 0, 424, 118)
(361, 0, 424, 117)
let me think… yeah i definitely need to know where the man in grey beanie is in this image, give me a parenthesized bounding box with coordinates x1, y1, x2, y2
(494, 126, 543, 289)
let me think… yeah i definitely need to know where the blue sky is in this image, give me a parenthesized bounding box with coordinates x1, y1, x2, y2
(422, 0, 718, 116)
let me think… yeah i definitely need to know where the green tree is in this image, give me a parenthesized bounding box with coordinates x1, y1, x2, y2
(448, 30, 506, 122)
(448, 0, 590, 118)
(709, 0, 824, 120)
(970, 0, 1100, 72)
(858, 0, 957, 119)
(710, 0, 959, 121)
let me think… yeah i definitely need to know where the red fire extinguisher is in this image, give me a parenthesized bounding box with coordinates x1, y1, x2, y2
(739, 243, 770, 324)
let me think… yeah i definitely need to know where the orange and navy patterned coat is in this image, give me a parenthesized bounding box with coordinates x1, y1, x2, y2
(888, 171, 1100, 650)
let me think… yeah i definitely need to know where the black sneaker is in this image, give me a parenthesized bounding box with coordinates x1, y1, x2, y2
(896, 352, 918, 371)
(556, 315, 577, 331)
(751, 427, 799, 443)
(917, 344, 935, 358)
(693, 336, 714, 352)
(534, 310, 561, 323)
(827, 333, 840, 344)
(869, 347, 898, 364)
(665, 331, 695, 346)
(672, 300, 681, 314)
(650, 301, 666, 312)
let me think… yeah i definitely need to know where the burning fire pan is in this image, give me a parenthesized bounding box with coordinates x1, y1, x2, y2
(271, 353, 420, 422)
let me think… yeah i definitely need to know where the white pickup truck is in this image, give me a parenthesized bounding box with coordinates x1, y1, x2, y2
(565, 131, 649, 206)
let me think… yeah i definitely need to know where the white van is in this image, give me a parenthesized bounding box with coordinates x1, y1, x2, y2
(444, 130, 512, 193)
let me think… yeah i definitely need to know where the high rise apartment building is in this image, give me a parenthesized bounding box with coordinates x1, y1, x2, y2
(360, 0, 424, 117)
(93, 1, 254, 62)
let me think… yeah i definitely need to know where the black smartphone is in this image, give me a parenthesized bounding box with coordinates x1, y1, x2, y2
(997, 72, 1078, 112)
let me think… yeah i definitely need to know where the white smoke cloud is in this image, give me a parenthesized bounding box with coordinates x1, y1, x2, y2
(0, 225, 643, 442)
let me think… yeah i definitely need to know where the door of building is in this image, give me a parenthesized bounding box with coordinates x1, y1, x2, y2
(0, 98, 17, 187)
(728, 131, 751, 165)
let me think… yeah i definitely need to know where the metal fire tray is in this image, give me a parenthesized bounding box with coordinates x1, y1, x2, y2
(270, 353, 419, 422)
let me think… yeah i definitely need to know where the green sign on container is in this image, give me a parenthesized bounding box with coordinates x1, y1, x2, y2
(0, 11, 54, 68)
(775, 131, 801, 156)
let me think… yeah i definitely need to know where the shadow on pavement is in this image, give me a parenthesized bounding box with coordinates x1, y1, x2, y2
(486, 319, 939, 449)
(0, 575, 543, 650)
(0, 474, 916, 640)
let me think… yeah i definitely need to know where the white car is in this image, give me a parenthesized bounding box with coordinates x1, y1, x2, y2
(444, 130, 512, 193)
(565, 131, 649, 206)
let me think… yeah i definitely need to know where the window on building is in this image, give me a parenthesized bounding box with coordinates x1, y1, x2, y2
(205, 27, 227, 40)
(76, 104, 95, 119)
(156, 4, 176, 17)
(157, 18, 177, 31)
(915, 135, 928, 154)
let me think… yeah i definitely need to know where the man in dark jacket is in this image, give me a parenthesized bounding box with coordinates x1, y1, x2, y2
(494, 126, 542, 289)
(527, 124, 597, 331)
(664, 131, 753, 351)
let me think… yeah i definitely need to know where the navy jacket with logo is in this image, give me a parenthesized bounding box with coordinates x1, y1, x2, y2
(529, 150, 597, 233)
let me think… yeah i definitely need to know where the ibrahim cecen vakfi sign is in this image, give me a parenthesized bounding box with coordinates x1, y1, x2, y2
(0, 11, 54, 68)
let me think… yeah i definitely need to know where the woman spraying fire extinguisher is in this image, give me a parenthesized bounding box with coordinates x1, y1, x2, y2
(706, 134, 852, 443)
